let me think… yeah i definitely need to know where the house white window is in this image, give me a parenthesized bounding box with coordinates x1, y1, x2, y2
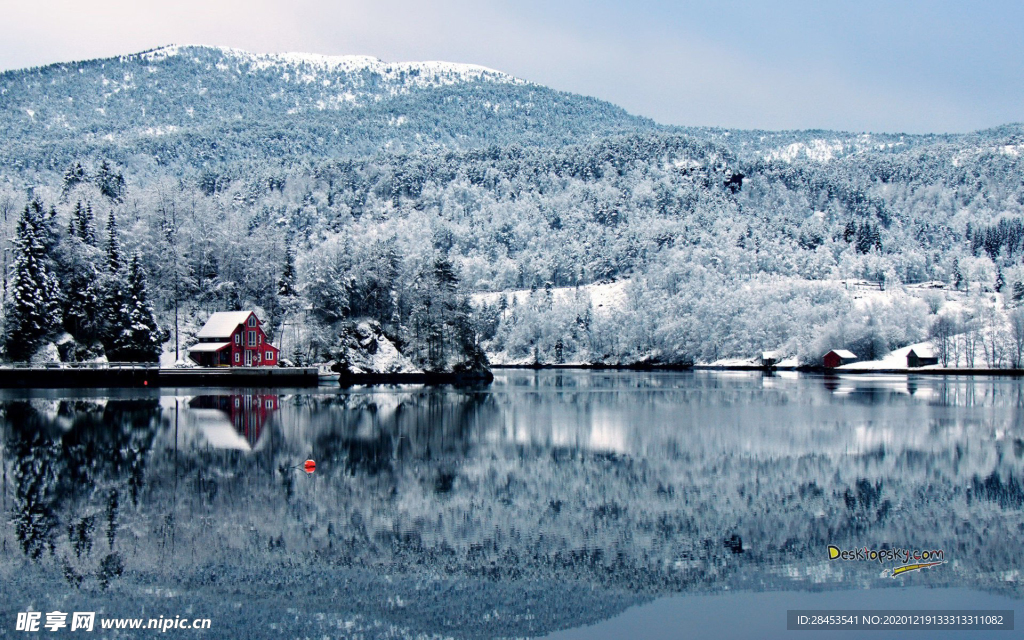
(234, 353, 239, 363)
(234, 334, 240, 345)
(265, 399, 273, 409)
(248, 315, 257, 327)
(265, 350, 273, 360)
(248, 330, 257, 346)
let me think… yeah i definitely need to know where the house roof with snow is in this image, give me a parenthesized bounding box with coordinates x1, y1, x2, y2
(187, 341, 231, 353)
(828, 349, 857, 359)
(906, 347, 935, 358)
(196, 311, 258, 339)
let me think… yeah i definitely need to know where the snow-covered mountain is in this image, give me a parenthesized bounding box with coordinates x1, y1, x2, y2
(138, 44, 523, 90)
(0, 45, 656, 168)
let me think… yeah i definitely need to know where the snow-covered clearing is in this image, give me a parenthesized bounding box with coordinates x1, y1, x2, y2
(472, 280, 630, 318)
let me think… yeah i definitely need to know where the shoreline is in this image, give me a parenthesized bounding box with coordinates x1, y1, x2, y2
(492, 363, 1024, 376)
(4, 362, 1022, 389)
(336, 370, 495, 386)
(0, 366, 320, 388)
(490, 362, 694, 371)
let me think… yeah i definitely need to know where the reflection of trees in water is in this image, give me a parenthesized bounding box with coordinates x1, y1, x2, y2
(971, 471, 1024, 508)
(309, 389, 493, 487)
(2, 399, 158, 589)
(2, 381, 1023, 625)
(9, 431, 60, 560)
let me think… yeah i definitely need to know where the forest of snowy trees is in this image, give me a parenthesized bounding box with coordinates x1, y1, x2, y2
(2, 46, 1024, 366)
(3, 199, 162, 362)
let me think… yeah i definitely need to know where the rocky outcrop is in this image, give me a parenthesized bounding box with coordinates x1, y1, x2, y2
(331, 321, 420, 376)
(330, 320, 493, 385)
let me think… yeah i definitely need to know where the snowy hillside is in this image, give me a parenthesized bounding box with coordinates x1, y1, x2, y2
(1, 47, 1024, 368)
(0, 45, 655, 167)
(138, 44, 523, 92)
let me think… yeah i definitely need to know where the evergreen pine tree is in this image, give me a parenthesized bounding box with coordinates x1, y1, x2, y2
(952, 258, 963, 291)
(843, 221, 857, 243)
(102, 274, 126, 359)
(106, 210, 121, 273)
(996, 268, 1005, 293)
(78, 202, 96, 246)
(106, 253, 163, 362)
(101, 208, 126, 358)
(64, 265, 103, 342)
(37, 204, 60, 253)
(855, 222, 880, 254)
(278, 245, 297, 297)
(69, 201, 96, 245)
(3, 204, 62, 359)
(96, 161, 125, 201)
(61, 162, 86, 198)
(71, 201, 84, 240)
(415, 254, 466, 370)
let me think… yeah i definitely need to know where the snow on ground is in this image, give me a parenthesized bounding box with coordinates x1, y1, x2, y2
(472, 280, 630, 318)
(838, 341, 938, 371)
(765, 139, 845, 163)
(486, 352, 535, 366)
(137, 45, 523, 90)
(159, 349, 177, 368)
(702, 357, 760, 368)
(700, 355, 801, 368)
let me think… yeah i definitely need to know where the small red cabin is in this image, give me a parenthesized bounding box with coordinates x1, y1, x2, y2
(187, 311, 279, 367)
(906, 348, 939, 368)
(823, 349, 857, 369)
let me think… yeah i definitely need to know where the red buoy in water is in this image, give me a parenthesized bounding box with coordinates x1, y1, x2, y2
(303, 459, 316, 474)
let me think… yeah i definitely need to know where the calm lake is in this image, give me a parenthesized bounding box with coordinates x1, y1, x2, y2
(0, 370, 1021, 638)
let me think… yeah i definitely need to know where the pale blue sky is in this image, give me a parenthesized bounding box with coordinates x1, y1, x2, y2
(1, 0, 1020, 133)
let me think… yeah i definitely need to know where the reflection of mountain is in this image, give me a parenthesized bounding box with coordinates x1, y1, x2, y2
(1, 373, 1022, 639)
(188, 394, 279, 451)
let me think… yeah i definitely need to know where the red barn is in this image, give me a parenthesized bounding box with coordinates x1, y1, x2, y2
(187, 311, 279, 367)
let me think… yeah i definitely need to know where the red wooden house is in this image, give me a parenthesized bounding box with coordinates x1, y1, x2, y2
(823, 349, 857, 368)
(187, 311, 280, 367)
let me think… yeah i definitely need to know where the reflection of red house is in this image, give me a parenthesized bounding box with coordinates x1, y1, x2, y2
(190, 394, 279, 449)
(187, 311, 279, 367)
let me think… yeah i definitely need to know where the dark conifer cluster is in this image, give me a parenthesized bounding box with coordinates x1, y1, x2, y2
(3, 201, 164, 362)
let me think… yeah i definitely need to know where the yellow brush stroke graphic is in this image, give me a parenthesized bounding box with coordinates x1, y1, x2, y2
(892, 561, 944, 577)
